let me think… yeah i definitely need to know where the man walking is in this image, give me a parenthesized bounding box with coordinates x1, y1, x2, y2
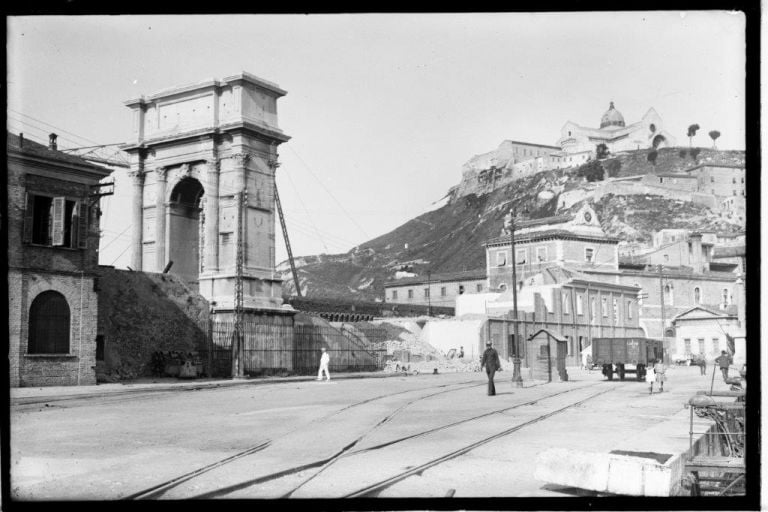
(480, 342, 501, 396)
(317, 347, 331, 381)
(714, 350, 733, 381)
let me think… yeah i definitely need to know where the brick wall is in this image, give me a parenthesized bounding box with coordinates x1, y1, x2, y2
(10, 270, 98, 387)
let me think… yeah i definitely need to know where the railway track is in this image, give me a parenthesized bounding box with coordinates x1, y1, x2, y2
(139, 381, 615, 499)
(123, 378, 485, 500)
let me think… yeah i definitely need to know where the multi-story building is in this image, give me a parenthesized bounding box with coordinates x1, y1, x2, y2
(485, 204, 619, 290)
(684, 163, 746, 199)
(384, 269, 486, 307)
(8, 132, 112, 386)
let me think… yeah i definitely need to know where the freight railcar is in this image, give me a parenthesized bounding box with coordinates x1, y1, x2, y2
(591, 338, 664, 381)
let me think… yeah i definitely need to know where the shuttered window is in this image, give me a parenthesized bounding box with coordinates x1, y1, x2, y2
(24, 193, 87, 249)
(28, 291, 70, 354)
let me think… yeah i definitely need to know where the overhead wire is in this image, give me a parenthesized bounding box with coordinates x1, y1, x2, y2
(285, 143, 370, 240)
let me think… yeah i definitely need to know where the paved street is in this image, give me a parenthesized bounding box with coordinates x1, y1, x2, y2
(10, 364, 734, 500)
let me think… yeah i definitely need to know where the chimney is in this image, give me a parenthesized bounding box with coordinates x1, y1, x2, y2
(689, 232, 703, 273)
(49, 133, 58, 151)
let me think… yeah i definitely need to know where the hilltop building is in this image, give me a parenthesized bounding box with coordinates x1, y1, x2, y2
(558, 102, 676, 154)
(453, 102, 676, 199)
(8, 132, 112, 386)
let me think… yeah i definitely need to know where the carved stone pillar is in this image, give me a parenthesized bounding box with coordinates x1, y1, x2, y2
(203, 159, 220, 272)
(155, 166, 168, 272)
(128, 168, 145, 270)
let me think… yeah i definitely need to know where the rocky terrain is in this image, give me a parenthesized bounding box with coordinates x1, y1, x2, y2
(278, 146, 745, 301)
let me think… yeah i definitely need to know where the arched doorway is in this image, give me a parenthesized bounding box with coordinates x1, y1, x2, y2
(168, 177, 204, 289)
(652, 134, 666, 149)
(29, 291, 70, 354)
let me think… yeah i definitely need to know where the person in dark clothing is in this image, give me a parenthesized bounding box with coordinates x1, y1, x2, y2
(480, 342, 501, 396)
(714, 350, 733, 381)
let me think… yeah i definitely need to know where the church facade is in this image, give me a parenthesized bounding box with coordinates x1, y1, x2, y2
(558, 102, 676, 154)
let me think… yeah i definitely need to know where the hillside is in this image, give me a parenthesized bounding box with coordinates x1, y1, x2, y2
(278, 147, 745, 300)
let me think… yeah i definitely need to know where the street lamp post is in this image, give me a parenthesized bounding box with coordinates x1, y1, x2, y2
(427, 269, 432, 317)
(504, 209, 523, 387)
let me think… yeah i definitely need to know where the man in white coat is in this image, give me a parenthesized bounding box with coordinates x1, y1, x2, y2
(317, 347, 331, 381)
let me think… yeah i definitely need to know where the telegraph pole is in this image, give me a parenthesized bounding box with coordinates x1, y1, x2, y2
(505, 209, 523, 387)
(658, 264, 666, 336)
(232, 189, 246, 379)
(427, 269, 432, 317)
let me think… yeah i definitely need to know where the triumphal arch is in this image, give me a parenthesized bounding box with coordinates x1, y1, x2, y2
(122, 72, 290, 313)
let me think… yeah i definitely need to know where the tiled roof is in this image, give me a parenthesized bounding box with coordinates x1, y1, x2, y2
(486, 229, 619, 246)
(712, 245, 746, 258)
(384, 269, 486, 287)
(7, 132, 112, 173)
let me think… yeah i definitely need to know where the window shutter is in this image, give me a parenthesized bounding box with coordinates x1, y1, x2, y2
(22, 193, 34, 243)
(51, 197, 65, 246)
(78, 201, 89, 249)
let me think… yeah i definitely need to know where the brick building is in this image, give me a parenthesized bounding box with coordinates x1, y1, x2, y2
(8, 132, 111, 386)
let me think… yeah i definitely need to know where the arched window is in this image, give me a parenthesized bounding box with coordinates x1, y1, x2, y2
(694, 287, 701, 305)
(664, 284, 673, 306)
(28, 291, 70, 354)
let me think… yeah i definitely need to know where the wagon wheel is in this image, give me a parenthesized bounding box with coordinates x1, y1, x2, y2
(604, 364, 614, 380)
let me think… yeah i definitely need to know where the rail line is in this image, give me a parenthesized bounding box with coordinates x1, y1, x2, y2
(124, 378, 484, 500)
(187, 382, 611, 499)
(343, 386, 615, 498)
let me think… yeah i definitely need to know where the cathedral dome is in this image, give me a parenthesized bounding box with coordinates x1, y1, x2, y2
(599, 101, 625, 129)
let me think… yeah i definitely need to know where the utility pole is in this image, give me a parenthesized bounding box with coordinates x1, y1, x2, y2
(427, 269, 432, 317)
(505, 209, 523, 387)
(658, 264, 666, 344)
(232, 189, 246, 379)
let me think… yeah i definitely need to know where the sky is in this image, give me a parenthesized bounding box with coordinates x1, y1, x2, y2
(7, 12, 746, 268)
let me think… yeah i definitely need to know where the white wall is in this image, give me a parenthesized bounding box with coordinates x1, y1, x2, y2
(421, 318, 486, 360)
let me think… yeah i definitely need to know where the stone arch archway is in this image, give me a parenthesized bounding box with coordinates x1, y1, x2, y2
(167, 177, 204, 288)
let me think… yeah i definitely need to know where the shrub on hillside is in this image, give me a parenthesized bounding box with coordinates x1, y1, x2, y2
(604, 159, 621, 178)
(690, 147, 701, 161)
(578, 160, 605, 182)
(679, 148, 688, 159)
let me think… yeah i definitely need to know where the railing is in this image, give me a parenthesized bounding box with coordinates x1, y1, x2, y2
(199, 320, 387, 378)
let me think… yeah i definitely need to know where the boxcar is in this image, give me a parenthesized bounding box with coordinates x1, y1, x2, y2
(591, 338, 664, 381)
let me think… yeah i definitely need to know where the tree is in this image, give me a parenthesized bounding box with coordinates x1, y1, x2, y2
(578, 160, 605, 182)
(709, 130, 721, 149)
(595, 143, 609, 160)
(687, 124, 700, 148)
(647, 149, 658, 167)
(605, 159, 622, 178)
(679, 148, 688, 159)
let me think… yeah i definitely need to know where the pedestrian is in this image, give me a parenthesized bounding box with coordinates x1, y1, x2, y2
(317, 347, 331, 381)
(654, 358, 667, 392)
(645, 359, 656, 394)
(698, 355, 707, 376)
(581, 351, 589, 371)
(480, 342, 501, 396)
(458, 346, 465, 359)
(714, 350, 733, 381)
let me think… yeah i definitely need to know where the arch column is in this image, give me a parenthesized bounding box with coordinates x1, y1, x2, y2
(155, 167, 168, 272)
(128, 168, 145, 270)
(203, 159, 220, 272)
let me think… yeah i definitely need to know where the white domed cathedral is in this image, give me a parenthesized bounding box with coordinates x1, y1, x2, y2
(558, 102, 676, 155)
